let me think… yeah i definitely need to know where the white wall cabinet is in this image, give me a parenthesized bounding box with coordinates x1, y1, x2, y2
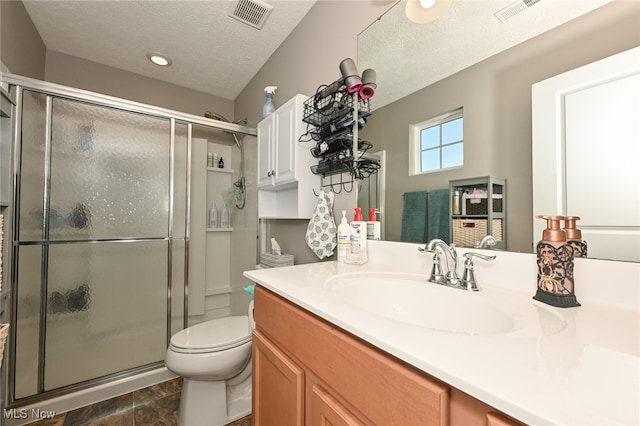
(257, 94, 316, 219)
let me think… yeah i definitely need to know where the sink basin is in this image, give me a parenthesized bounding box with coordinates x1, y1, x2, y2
(324, 271, 563, 336)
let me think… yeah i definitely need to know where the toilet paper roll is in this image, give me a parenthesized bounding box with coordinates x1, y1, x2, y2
(248, 299, 255, 330)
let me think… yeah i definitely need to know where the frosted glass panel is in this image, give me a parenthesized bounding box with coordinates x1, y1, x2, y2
(49, 98, 171, 240)
(14, 245, 42, 399)
(18, 91, 47, 242)
(171, 239, 186, 336)
(44, 241, 168, 390)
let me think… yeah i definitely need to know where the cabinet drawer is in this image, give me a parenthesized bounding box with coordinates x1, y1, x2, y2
(255, 286, 449, 426)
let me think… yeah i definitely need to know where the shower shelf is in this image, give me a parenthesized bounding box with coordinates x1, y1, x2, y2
(207, 167, 235, 174)
(206, 228, 234, 232)
(205, 286, 232, 296)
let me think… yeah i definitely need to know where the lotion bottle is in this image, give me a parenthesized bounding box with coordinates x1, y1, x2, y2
(337, 210, 351, 262)
(367, 208, 381, 240)
(208, 203, 218, 228)
(346, 208, 368, 264)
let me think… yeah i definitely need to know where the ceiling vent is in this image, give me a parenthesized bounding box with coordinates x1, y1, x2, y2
(495, 0, 542, 23)
(228, 0, 274, 30)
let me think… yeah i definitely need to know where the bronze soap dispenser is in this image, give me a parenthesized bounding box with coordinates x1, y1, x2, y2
(564, 216, 588, 258)
(533, 215, 580, 308)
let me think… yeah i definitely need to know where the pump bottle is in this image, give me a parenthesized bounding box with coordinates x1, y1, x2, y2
(564, 216, 587, 258)
(337, 210, 351, 262)
(533, 215, 580, 308)
(262, 86, 277, 119)
(346, 208, 368, 264)
(367, 208, 380, 240)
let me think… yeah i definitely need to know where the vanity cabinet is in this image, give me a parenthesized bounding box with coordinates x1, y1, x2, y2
(449, 176, 506, 249)
(253, 286, 523, 426)
(256, 95, 316, 219)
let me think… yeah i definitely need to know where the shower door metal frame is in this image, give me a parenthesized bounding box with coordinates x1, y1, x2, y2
(0, 72, 256, 408)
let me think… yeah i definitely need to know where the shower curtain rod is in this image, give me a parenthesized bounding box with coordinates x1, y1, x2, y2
(0, 72, 257, 137)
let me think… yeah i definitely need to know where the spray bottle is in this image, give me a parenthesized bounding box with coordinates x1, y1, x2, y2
(262, 86, 277, 119)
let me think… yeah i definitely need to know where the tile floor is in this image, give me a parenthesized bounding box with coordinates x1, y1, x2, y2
(29, 378, 252, 426)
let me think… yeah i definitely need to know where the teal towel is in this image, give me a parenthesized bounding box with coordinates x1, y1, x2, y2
(401, 191, 429, 243)
(401, 189, 451, 244)
(427, 189, 450, 243)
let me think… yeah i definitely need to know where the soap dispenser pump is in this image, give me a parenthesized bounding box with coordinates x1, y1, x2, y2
(564, 216, 587, 258)
(533, 215, 580, 308)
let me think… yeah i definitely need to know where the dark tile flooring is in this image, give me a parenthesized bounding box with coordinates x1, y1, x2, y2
(29, 378, 252, 426)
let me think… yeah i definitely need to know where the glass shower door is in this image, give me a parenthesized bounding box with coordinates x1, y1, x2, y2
(13, 91, 179, 398)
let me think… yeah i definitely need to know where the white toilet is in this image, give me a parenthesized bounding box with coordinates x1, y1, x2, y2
(165, 300, 255, 426)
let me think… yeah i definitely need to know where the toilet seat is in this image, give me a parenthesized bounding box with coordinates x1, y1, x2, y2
(170, 316, 251, 354)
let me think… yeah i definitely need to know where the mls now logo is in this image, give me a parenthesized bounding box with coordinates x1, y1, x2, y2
(4, 408, 56, 420)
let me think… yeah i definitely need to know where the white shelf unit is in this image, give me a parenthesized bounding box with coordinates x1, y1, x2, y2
(189, 138, 236, 321)
(449, 176, 507, 250)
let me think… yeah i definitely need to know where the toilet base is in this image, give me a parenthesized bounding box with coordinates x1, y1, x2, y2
(178, 375, 251, 426)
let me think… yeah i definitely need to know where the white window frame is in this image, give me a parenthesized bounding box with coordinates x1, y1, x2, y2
(409, 108, 463, 175)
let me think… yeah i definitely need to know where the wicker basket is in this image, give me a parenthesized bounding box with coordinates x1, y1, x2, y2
(0, 323, 9, 368)
(462, 194, 503, 215)
(452, 219, 503, 247)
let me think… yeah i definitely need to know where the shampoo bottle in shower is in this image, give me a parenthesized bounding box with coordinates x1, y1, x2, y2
(220, 204, 229, 228)
(262, 86, 277, 119)
(208, 203, 218, 228)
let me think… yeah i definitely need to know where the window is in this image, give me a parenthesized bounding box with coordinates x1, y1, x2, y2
(409, 108, 463, 175)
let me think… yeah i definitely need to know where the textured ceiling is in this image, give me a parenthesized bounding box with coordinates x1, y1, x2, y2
(359, 0, 614, 109)
(21, 0, 614, 106)
(22, 0, 318, 101)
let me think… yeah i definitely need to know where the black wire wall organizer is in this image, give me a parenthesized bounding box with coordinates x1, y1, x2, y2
(301, 78, 380, 194)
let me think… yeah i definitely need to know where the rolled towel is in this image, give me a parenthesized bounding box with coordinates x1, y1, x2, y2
(305, 190, 337, 259)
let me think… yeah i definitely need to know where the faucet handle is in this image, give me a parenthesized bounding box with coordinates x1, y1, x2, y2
(463, 252, 496, 262)
(460, 252, 496, 291)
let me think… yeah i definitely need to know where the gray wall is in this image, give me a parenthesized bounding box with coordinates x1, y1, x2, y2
(234, 1, 392, 264)
(0, 0, 46, 78)
(360, 1, 640, 253)
(44, 50, 233, 118)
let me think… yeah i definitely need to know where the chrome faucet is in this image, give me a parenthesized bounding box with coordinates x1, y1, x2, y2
(475, 234, 497, 249)
(419, 239, 496, 291)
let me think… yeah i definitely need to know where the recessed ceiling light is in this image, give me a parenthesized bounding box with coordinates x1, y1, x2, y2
(147, 52, 172, 67)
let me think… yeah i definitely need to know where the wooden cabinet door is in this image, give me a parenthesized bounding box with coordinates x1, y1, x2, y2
(253, 330, 304, 426)
(310, 383, 365, 426)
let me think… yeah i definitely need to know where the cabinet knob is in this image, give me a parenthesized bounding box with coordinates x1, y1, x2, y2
(267, 171, 272, 176)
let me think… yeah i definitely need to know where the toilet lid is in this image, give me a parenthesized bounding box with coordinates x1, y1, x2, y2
(170, 316, 251, 353)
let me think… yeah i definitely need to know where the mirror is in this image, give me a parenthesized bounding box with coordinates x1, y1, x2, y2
(357, 0, 638, 261)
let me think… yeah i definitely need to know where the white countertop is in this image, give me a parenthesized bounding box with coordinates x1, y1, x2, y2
(244, 241, 640, 426)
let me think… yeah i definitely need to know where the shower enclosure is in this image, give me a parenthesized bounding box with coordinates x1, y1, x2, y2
(0, 74, 255, 408)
